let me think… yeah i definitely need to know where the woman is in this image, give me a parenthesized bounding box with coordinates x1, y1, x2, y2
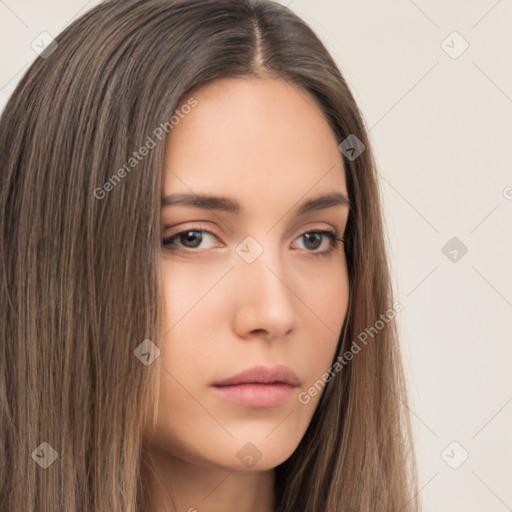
(0, 0, 420, 510)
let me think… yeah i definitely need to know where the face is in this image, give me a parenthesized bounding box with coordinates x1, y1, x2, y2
(149, 76, 350, 472)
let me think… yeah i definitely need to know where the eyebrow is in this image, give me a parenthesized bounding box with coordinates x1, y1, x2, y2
(161, 191, 351, 216)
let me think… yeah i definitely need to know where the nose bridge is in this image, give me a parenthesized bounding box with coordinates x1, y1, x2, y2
(232, 233, 297, 335)
(236, 234, 289, 299)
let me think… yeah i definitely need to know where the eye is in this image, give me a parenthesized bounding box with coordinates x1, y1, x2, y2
(292, 229, 344, 257)
(162, 226, 219, 252)
(162, 226, 344, 256)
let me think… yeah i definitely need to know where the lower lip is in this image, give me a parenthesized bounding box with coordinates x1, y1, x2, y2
(211, 383, 295, 408)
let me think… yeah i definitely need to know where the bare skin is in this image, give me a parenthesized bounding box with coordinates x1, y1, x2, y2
(143, 76, 350, 512)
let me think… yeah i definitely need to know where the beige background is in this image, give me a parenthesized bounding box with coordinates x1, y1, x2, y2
(1, 1, 511, 510)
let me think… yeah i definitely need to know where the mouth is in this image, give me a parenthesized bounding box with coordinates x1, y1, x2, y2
(210, 365, 301, 409)
(210, 382, 296, 408)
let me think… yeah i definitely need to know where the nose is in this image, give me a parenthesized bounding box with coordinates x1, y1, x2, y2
(231, 244, 298, 341)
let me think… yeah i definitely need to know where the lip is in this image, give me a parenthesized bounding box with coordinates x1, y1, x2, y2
(210, 365, 301, 409)
(211, 365, 301, 387)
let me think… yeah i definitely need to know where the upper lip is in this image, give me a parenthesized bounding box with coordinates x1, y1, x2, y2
(211, 365, 301, 387)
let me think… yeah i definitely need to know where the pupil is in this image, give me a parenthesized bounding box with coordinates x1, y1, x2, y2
(304, 233, 321, 250)
(182, 231, 202, 248)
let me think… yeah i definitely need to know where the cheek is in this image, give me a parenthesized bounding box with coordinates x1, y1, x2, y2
(295, 257, 349, 391)
(296, 253, 350, 334)
(156, 260, 231, 430)
(151, 276, 226, 464)
(159, 260, 228, 362)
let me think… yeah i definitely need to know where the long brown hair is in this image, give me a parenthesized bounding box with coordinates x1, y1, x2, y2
(0, 0, 420, 510)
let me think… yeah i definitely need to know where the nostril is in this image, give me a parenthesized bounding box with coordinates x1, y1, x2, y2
(249, 329, 267, 336)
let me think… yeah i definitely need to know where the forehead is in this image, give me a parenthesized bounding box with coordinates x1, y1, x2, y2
(163, 77, 347, 202)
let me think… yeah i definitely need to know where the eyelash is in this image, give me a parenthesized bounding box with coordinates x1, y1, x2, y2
(162, 226, 345, 257)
